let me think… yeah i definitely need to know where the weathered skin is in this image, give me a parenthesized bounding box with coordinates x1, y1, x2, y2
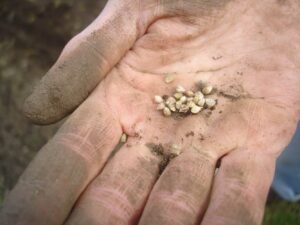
(1, 0, 300, 225)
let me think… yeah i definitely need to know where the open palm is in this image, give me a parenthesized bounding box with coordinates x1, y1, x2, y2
(1, 0, 300, 225)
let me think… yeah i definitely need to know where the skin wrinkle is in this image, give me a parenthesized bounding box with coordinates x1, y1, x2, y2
(55, 133, 104, 165)
(242, 101, 261, 147)
(102, 78, 124, 127)
(154, 191, 199, 215)
(85, 187, 135, 221)
(81, 40, 110, 73)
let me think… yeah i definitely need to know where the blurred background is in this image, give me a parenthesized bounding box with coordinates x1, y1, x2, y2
(0, 0, 299, 224)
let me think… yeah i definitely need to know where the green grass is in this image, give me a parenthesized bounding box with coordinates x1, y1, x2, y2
(263, 201, 300, 225)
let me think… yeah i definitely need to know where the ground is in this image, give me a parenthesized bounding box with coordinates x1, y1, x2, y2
(0, 0, 299, 224)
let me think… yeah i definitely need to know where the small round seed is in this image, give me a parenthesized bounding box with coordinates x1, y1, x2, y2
(120, 133, 127, 143)
(154, 95, 164, 103)
(197, 98, 206, 107)
(195, 91, 204, 98)
(156, 103, 165, 110)
(176, 85, 186, 93)
(187, 97, 194, 102)
(193, 95, 200, 103)
(163, 107, 172, 116)
(174, 92, 183, 100)
(171, 144, 182, 156)
(187, 101, 196, 108)
(205, 98, 217, 108)
(164, 74, 175, 84)
(191, 105, 202, 114)
(166, 96, 176, 104)
(166, 96, 176, 105)
(169, 105, 176, 112)
(185, 90, 194, 97)
(202, 86, 213, 95)
(179, 104, 189, 113)
(179, 96, 187, 103)
(175, 101, 182, 110)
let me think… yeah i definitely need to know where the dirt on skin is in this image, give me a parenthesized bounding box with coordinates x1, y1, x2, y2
(0, 0, 108, 203)
(146, 143, 178, 174)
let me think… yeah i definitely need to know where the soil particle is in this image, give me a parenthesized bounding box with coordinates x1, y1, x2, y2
(199, 133, 205, 141)
(126, 143, 132, 148)
(185, 131, 195, 137)
(212, 55, 223, 60)
(162, 95, 169, 101)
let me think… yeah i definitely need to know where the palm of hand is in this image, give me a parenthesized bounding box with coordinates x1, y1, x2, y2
(2, 1, 300, 225)
(100, 0, 299, 162)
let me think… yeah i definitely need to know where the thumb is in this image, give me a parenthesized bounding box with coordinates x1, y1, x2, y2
(24, 0, 145, 124)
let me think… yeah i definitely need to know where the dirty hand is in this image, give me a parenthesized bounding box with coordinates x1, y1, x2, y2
(1, 0, 300, 225)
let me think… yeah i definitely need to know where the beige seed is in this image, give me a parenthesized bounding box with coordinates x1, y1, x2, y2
(193, 91, 204, 103)
(179, 96, 187, 103)
(191, 105, 202, 114)
(169, 105, 176, 112)
(154, 95, 164, 103)
(176, 85, 186, 93)
(175, 101, 182, 110)
(187, 101, 196, 108)
(185, 90, 194, 97)
(205, 98, 217, 108)
(174, 92, 183, 100)
(195, 91, 204, 98)
(179, 104, 189, 113)
(164, 74, 175, 84)
(156, 103, 165, 110)
(163, 107, 172, 116)
(166, 96, 176, 105)
(187, 97, 194, 102)
(202, 86, 213, 95)
(197, 98, 206, 107)
(120, 133, 127, 143)
(171, 144, 182, 156)
(193, 95, 200, 103)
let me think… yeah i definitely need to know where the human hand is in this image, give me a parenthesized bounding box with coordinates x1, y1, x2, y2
(1, 0, 300, 225)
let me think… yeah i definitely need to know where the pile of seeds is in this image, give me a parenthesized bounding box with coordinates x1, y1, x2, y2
(154, 84, 217, 117)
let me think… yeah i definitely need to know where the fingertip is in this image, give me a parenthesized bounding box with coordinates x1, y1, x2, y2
(23, 92, 62, 125)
